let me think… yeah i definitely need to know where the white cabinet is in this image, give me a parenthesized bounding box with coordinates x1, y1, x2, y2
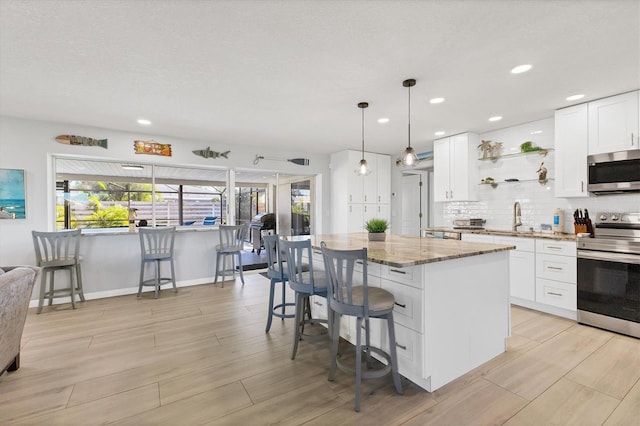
(555, 104, 589, 197)
(463, 234, 536, 303)
(588, 91, 639, 154)
(433, 133, 479, 202)
(495, 236, 535, 302)
(535, 239, 577, 312)
(331, 150, 391, 233)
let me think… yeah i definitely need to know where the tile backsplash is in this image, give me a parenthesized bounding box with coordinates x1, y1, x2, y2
(433, 118, 640, 233)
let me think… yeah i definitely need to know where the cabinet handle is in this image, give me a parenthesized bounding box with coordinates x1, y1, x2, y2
(349, 205, 352, 213)
(546, 246, 563, 250)
(356, 260, 364, 265)
(389, 268, 406, 275)
(395, 302, 407, 308)
(364, 195, 367, 202)
(547, 266, 564, 271)
(349, 195, 352, 202)
(313, 301, 322, 306)
(581, 181, 584, 192)
(378, 195, 381, 202)
(378, 206, 380, 213)
(450, 190, 453, 199)
(313, 250, 322, 255)
(364, 205, 367, 212)
(396, 343, 407, 350)
(547, 291, 563, 297)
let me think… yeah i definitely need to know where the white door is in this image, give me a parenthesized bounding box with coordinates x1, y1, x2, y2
(401, 174, 422, 236)
(433, 138, 450, 201)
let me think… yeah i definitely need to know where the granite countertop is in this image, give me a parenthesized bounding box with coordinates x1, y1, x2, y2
(298, 233, 515, 268)
(424, 227, 576, 241)
(80, 226, 220, 236)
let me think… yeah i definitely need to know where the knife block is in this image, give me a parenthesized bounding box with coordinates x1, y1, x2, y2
(574, 223, 587, 234)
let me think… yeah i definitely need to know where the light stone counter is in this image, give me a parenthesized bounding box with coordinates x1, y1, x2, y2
(302, 232, 514, 268)
(423, 227, 576, 241)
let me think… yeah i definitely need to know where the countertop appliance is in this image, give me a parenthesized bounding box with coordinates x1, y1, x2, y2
(587, 149, 640, 194)
(249, 213, 276, 255)
(577, 211, 640, 338)
(452, 218, 486, 230)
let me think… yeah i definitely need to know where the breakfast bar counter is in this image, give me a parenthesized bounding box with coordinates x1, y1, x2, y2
(303, 232, 514, 393)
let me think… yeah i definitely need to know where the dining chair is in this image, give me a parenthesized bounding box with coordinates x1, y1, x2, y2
(263, 234, 296, 332)
(281, 238, 328, 359)
(138, 226, 177, 298)
(32, 229, 85, 313)
(321, 242, 403, 412)
(213, 224, 247, 287)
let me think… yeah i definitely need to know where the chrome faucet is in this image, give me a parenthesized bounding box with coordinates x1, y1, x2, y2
(513, 201, 522, 231)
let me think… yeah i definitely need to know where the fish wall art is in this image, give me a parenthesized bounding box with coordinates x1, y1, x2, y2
(192, 147, 230, 159)
(134, 140, 172, 156)
(56, 135, 108, 149)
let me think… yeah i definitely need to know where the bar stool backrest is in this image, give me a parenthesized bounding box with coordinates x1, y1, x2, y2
(263, 234, 286, 281)
(218, 225, 247, 251)
(32, 229, 80, 268)
(139, 227, 176, 260)
(281, 239, 317, 293)
(321, 242, 369, 318)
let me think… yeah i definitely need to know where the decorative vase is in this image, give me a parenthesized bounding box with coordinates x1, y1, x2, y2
(368, 232, 386, 242)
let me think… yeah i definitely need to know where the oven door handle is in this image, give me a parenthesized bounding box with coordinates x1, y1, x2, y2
(578, 250, 640, 264)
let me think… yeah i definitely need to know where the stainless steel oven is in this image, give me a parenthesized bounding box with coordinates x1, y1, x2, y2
(577, 212, 640, 338)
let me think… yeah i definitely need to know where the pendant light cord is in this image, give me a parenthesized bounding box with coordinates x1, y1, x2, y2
(361, 106, 365, 156)
(407, 83, 411, 149)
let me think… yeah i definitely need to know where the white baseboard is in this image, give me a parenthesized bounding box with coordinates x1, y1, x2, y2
(28, 277, 215, 308)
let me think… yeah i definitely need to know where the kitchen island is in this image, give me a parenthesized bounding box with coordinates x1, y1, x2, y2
(303, 233, 515, 392)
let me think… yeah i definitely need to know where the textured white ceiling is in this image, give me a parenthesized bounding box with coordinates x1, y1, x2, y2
(1, 0, 639, 156)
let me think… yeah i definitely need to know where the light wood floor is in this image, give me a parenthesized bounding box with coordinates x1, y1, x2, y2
(1, 272, 639, 425)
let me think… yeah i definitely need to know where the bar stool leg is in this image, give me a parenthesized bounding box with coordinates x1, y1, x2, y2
(265, 279, 276, 333)
(70, 267, 77, 309)
(236, 252, 245, 285)
(354, 316, 363, 412)
(76, 263, 85, 302)
(48, 271, 55, 306)
(154, 260, 160, 299)
(37, 270, 47, 314)
(170, 258, 177, 292)
(291, 292, 304, 360)
(328, 311, 340, 381)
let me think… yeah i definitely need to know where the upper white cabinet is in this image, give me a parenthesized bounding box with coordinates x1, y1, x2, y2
(331, 150, 391, 233)
(433, 132, 479, 202)
(588, 91, 639, 154)
(555, 104, 589, 197)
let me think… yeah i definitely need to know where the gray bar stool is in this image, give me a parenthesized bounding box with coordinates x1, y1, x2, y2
(32, 229, 85, 314)
(263, 234, 297, 332)
(281, 238, 328, 359)
(138, 227, 177, 298)
(214, 225, 247, 287)
(321, 242, 403, 412)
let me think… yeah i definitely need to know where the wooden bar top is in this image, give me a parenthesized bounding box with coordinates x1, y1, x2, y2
(294, 233, 515, 268)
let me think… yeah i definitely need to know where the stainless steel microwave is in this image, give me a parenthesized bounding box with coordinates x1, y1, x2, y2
(587, 149, 640, 194)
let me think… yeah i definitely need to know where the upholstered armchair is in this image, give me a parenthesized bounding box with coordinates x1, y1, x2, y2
(0, 265, 39, 374)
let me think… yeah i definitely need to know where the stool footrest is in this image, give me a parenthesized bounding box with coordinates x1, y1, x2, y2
(271, 302, 296, 319)
(336, 346, 393, 380)
(141, 278, 174, 286)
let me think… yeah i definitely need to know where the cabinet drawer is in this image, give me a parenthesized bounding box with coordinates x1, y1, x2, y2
(536, 253, 577, 284)
(381, 264, 423, 288)
(355, 258, 382, 277)
(536, 278, 577, 311)
(379, 322, 423, 378)
(310, 248, 324, 270)
(309, 295, 329, 322)
(536, 239, 576, 256)
(380, 279, 423, 333)
(495, 236, 535, 252)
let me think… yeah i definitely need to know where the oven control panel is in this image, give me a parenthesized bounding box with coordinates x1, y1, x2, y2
(595, 212, 640, 225)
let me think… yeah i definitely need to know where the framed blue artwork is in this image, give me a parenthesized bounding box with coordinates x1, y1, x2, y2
(0, 168, 26, 219)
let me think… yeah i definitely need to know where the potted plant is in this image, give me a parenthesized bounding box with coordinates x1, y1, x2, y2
(365, 218, 389, 241)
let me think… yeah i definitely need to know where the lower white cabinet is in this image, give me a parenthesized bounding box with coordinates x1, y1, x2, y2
(461, 233, 577, 318)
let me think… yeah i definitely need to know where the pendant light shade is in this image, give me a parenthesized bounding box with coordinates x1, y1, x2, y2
(400, 78, 419, 167)
(356, 102, 371, 175)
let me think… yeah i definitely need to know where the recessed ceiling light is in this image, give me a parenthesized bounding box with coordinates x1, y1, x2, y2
(377, 118, 390, 123)
(430, 97, 445, 104)
(137, 119, 152, 125)
(511, 64, 532, 74)
(530, 130, 543, 135)
(488, 116, 502, 122)
(121, 164, 144, 170)
(434, 131, 445, 136)
(566, 94, 585, 101)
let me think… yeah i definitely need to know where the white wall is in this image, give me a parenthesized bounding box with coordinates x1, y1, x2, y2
(430, 118, 640, 232)
(0, 116, 331, 266)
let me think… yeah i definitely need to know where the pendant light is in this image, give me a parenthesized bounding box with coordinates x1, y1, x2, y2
(400, 78, 419, 166)
(356, 102, 371, 175)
